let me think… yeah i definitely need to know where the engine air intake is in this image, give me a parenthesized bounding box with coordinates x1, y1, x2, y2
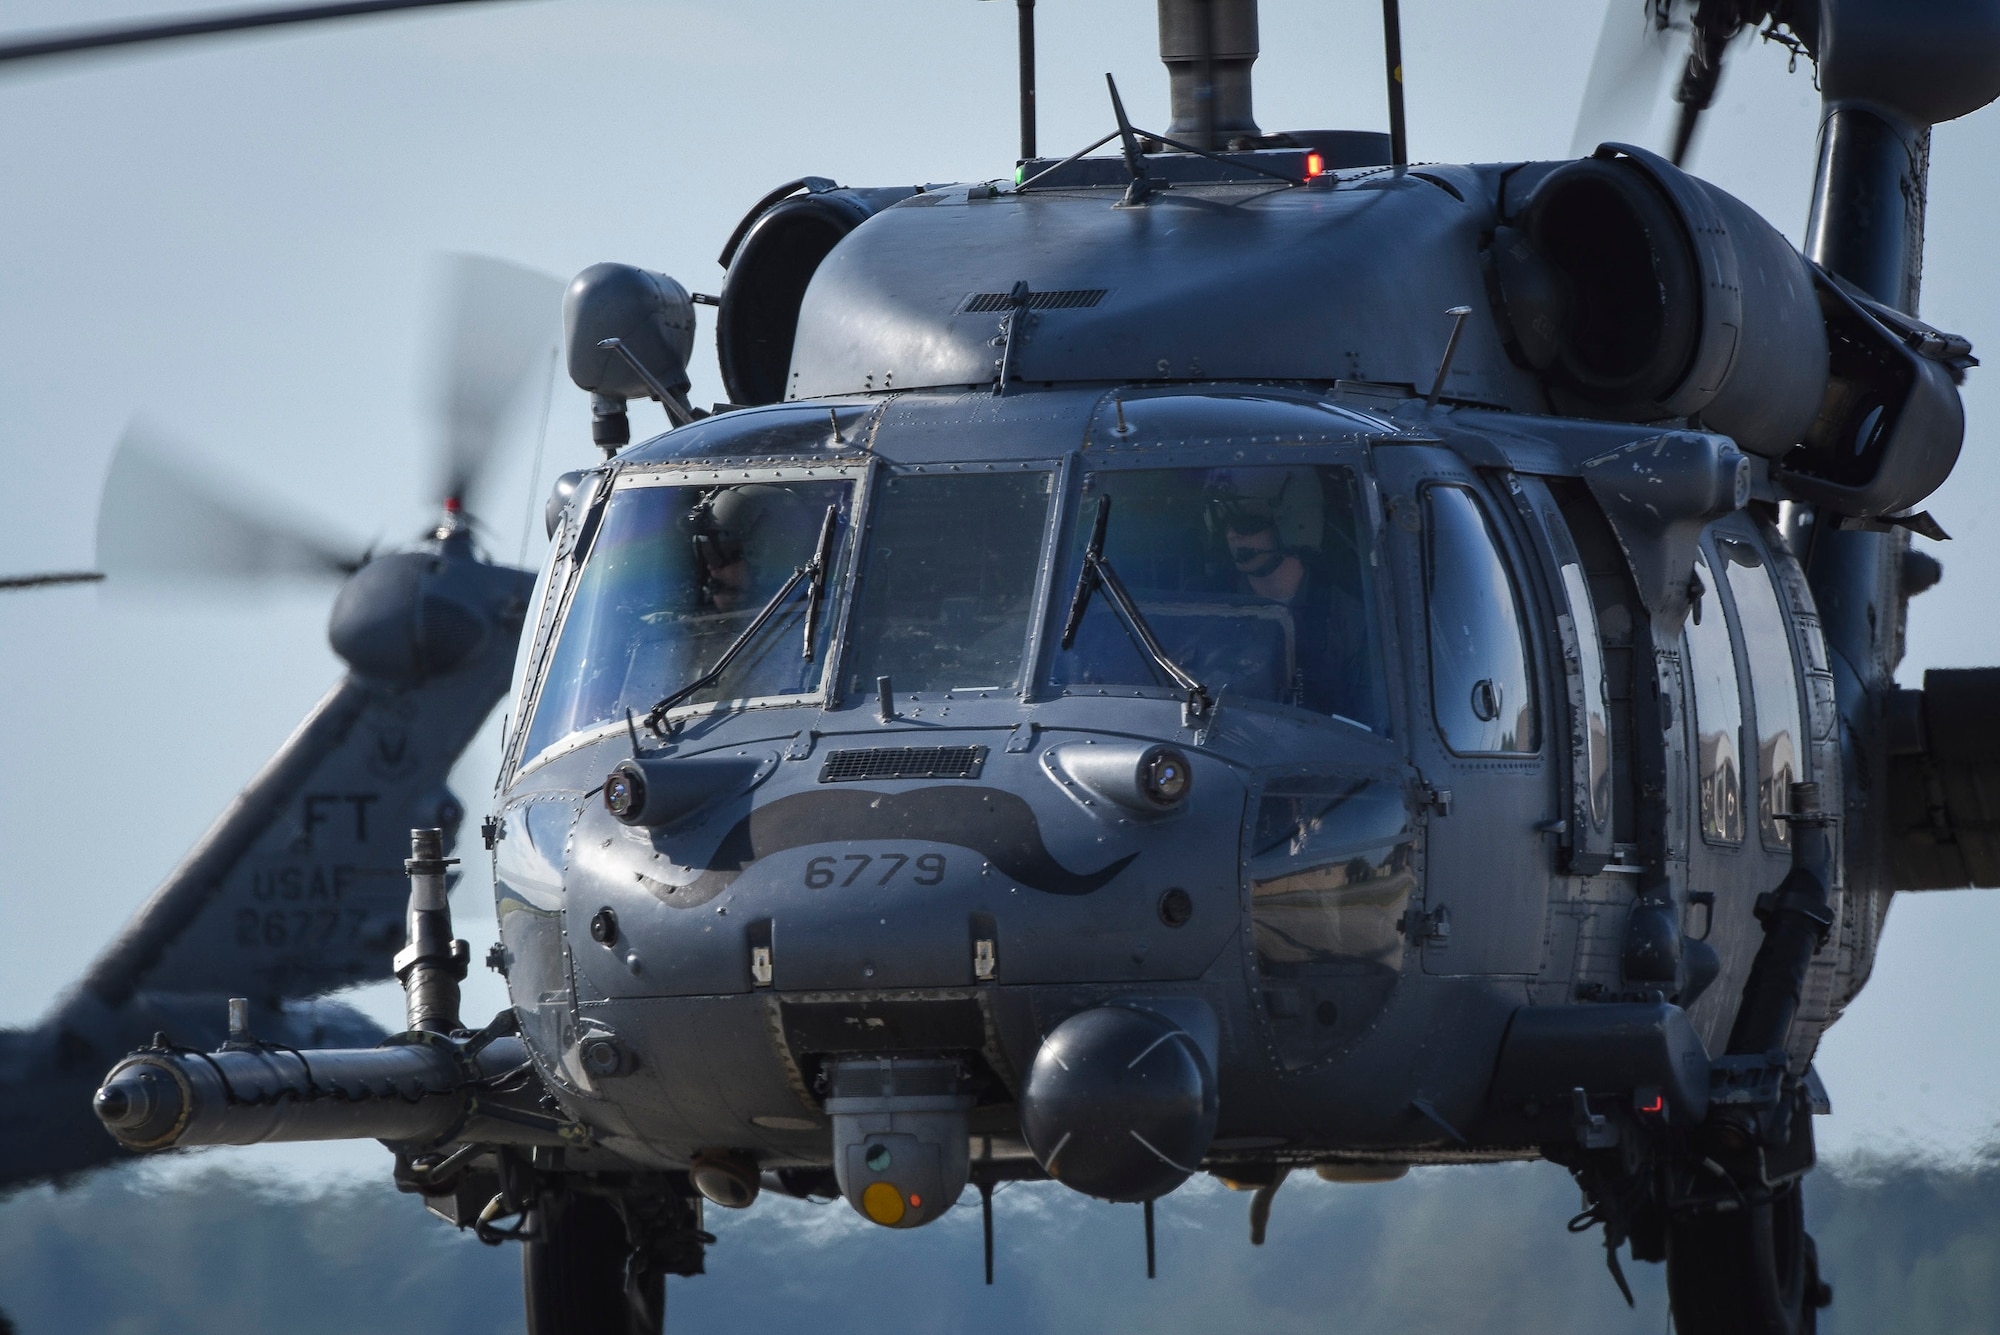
(819, 746, 989, 783)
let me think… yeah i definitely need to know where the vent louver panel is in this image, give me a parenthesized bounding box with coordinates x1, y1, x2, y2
(961, 289, 1108, 313)
(818, 746, 989, 783)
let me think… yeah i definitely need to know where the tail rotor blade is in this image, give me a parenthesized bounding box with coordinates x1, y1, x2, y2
(94, 425, 365, 586)
(431, 253, 563, 511)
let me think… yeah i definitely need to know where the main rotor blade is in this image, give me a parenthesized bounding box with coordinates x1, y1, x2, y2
(431, 253, 563, 511)
(0, 571, 105, 592)
(95, 426, 366, 586)
(1668, 5, 1745, 167)
(1570, 0, 1689, 157)
(0, 0, 533, 66)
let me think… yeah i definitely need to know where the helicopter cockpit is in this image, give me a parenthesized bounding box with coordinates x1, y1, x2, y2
(513, 391, 1398, 773)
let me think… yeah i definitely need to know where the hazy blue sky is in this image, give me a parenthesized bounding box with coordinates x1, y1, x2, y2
(2, 0, 1998, 1190)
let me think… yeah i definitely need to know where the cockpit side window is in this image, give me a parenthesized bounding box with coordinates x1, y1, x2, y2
(1719, 534, 1803, 848)
(1423, 484, 1540, 755)
(520, 474, 856, 761)
(503, 529, 569, 777)
(1685, 545, 1747, 845)
(1046, 464, 1387, 731)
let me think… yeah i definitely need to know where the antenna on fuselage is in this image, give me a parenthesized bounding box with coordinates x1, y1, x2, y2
(1381, 0, 1409, 166)
(1017, 0, 1037, 160)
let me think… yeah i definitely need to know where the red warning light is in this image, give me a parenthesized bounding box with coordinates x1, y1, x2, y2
(909, 1193, 923, 1208)
(1305, 152, 1325, 178)
(1639, 1094, 1663, 1114)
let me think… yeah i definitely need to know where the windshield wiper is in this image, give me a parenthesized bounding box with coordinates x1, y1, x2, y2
(1058, 495, 1214, 723)
(799, 502, 839, 660)
(644, 504, 839, 735)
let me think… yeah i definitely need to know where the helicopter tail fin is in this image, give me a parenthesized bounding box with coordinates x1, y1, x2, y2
(70, 581, 525, 1014)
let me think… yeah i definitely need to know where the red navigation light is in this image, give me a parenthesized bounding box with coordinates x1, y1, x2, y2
(1305, 151, 1324, 178)
(1639, 1094, 1663, 1114)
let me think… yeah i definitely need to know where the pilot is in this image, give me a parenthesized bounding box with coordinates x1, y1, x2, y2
(1209, 469, 1366, 720)
(686, 484, 803, 614)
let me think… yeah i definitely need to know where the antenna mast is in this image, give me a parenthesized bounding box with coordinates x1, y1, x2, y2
(1017, 0, 1037, 160)
(1381, 0, 1408, 166)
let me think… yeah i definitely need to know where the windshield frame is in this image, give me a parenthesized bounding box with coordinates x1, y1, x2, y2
(510, 460, 874, 779)
(1033, 445, 1391, 733)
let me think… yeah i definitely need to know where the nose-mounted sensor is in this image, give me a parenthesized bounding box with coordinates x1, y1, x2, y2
(603, 764, 645, 821)
(1140, 747, 1192, 807)
(601, 753, 771, 828)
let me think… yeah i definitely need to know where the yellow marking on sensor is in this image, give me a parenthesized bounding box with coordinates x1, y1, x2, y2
(863, 1181, 907, 1224)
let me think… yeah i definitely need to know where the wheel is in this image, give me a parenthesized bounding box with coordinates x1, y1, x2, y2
(523, 1193, 664, 1335)
(1666, 1181, 1830, 1335)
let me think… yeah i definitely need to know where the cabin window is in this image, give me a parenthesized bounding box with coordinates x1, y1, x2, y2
(1424, 485, 1539, 755)
(1719, 535, 1803, 848)
(1685, 546, 1746, 845)
(1557, 560, 1613, 833)
(842, 470, 1053, 697)
(1047, 464, 1386, 730)
(521, 475, 856, 759)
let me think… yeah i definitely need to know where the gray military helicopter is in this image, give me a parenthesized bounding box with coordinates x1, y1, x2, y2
(0, 254, 560, 1193)
(7, 0, 1989, 1331)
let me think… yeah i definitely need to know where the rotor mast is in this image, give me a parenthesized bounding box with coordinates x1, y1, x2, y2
(1797, 0, 2000, 934)
(1157, 0, 1260, 149)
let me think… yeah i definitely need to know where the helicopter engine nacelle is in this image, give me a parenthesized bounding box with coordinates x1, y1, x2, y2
(1494, 144, 1829, 460)
(715, 180, 919, 405)
(1497, 143, 1972, 517)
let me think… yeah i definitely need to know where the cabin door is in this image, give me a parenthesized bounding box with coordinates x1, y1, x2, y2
(1377, 449, 1558, 976)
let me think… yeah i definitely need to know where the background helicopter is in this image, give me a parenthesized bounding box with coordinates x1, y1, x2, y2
(0, 251, 563, 1193)
(11, 2, 2000, 1335)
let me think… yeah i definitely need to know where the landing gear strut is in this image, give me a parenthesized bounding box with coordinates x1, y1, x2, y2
(1666, 1180, 1830, 1335)
(523, 1192, 665, 1335)
(1561, 782, 1840, 1331)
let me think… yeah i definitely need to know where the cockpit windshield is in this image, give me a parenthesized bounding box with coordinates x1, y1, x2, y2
(519, 456, 1387, 763)
(1047, 465, 1386, 730)
(841, 470, 1054, 698)
(520, 475, 855, 761)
